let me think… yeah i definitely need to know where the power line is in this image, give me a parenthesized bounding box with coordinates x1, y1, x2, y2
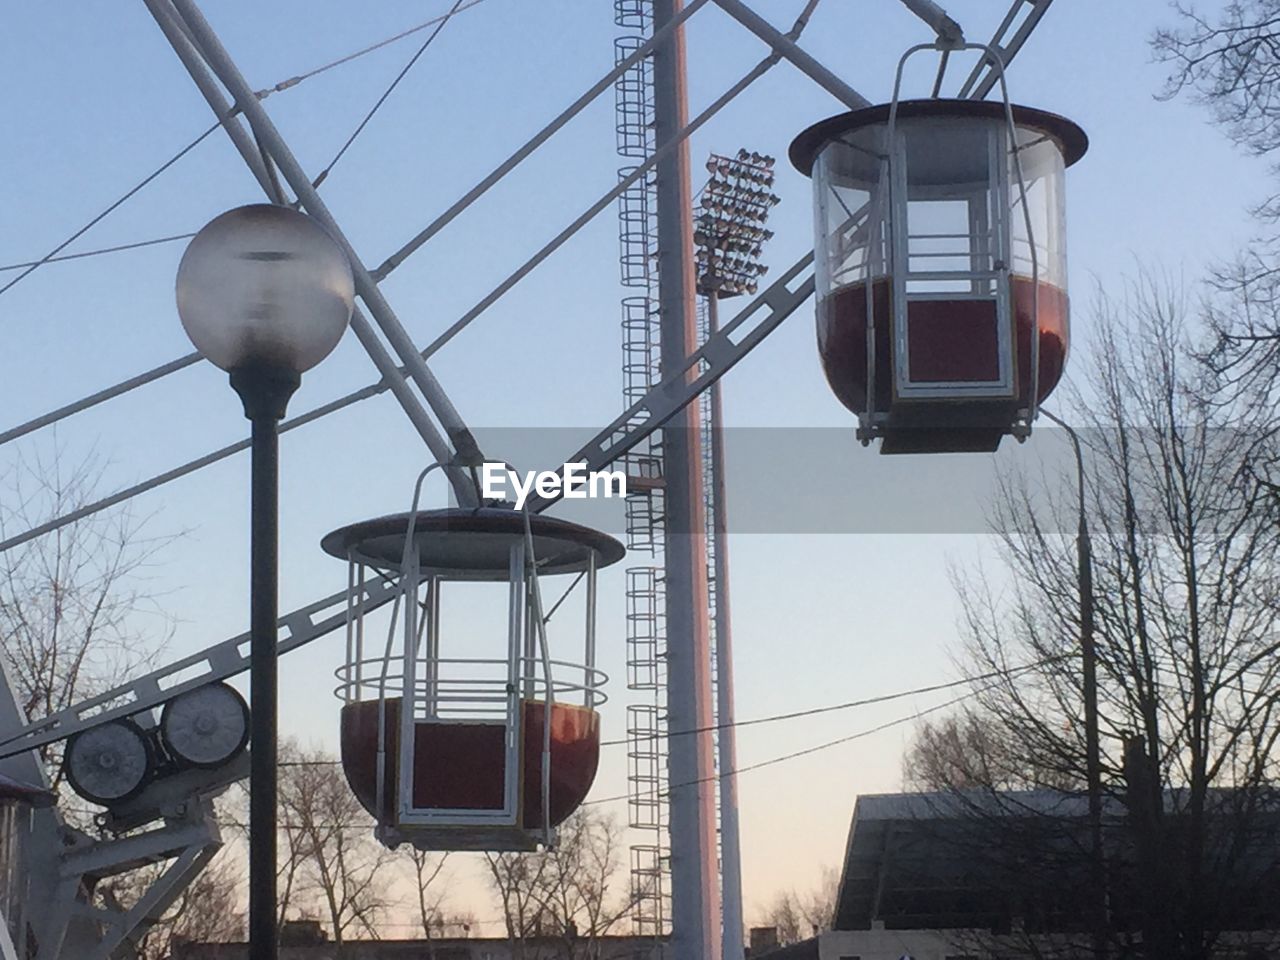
(50, 655, 1058, 815)
(583, 687, 981, 809)
(0, 0, 491, 287)
(0, 1, 488, 470)
(253, 0, 488, 98)
(0, 233, 197, 273)
(148, 687, 979, 831)
(0, 27, 780, 548)
(324, 917, 509, 932)
(597, 656, 1059, 747)
(0, 123, 220, 300)
(0, 380, 387, 553)
(2, 0, 1055, 551)
(311, 0, 468, 191)
(0, 352, 203, 448)
(272, 659, 1055, 771)
(52, 634, 1057, 830)
(1, 0, 727, 502)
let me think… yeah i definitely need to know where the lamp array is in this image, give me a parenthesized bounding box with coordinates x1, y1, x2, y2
(705, 149, 776, 181)
(695, 150, 780, 298)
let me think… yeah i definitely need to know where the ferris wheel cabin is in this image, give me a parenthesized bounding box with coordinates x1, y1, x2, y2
(790, 99, 1088, 453)
(324, 507, 624, 852)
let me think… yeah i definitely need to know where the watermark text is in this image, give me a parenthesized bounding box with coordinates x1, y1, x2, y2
(481, 462, 627, 510)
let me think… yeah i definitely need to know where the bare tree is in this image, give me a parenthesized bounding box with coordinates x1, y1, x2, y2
(904, 706, 1083, 794)
(485, 809, 645, 959)
(0, 445, 173, 780)
(804, 866, 840, 938)
(757, 867, 839, 946)
(910, 274, 1280, 959)
(271, 741, 397, 948)
(905, 710, 1027, 792)
(1154, 2, 1280, 416)
(487, 842, 552, 956)
(759, 890, 805, 946)
(406, 848, 477, 956)
(408, 847, 450, 939)
(1157, 1, 1280, 158)
(1154, 2, 1280, 158)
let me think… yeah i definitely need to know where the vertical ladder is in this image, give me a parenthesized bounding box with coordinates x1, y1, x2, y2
(617, 0, 671, 943)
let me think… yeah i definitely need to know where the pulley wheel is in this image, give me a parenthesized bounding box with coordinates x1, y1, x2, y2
(64, 718, 155, 806)
(160, 682, 250, 769)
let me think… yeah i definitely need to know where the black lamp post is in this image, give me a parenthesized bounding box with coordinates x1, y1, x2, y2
(1042, 407, 1106, 955)
(176, 204, 354, 960)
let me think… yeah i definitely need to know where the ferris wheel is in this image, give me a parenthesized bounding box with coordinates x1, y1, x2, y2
(0, 2, 1085, 959)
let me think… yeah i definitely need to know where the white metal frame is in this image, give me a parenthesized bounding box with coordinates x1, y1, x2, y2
(887, 118, 1016, 400)
(876, 41, 1043, 423)
(0, 2, 1063, 954)
(0, 0, 1058, 546)
(0, 2, 1055, 552)
(394, 546, 526, 829)
(333, 466, 607, 846)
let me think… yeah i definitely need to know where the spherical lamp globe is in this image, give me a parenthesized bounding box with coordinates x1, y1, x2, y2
(176, 204, 355, 375)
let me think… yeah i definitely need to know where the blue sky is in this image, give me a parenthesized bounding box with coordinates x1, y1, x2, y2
(2, 0, 1273, 922)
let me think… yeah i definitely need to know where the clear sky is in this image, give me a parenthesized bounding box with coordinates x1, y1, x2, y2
(2, 0, 1273, 929)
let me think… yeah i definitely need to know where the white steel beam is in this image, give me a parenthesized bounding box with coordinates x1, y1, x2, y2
(161, 0, 484, 496)
(0, 919, 16, 960)
(0, 259, 815, 767)
(0, 574, 399, 761)
(710, 0, 871, 109)
(143, 0, 275, 191)
(416, 54, 778, 361)
(0, 38, 789, 556)
(957, 0, 1054, 99)
(528, 253, 814, 514)
(897, 0, 965, 45)
(2, 0, 718, 455)
(54, 805, 222, 960)
(0, 352, 200, 448)
(4, 0, 1059, 542)
(706, 292, 744, 960)
(374, 0, 715, 279)
(87, 844, 219, 960)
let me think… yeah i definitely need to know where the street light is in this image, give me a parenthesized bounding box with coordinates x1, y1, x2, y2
(1040, 407, 1106, 955)
(175, 203, 354, 959)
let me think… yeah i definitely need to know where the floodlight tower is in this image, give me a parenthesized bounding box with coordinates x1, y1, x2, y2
(694, 149, 779, 960)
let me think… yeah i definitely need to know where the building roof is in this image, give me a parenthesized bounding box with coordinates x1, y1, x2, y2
(834, 788, 1280, 934)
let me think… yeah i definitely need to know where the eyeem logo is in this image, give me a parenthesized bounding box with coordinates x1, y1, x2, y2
(481, 462, 627, 510)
